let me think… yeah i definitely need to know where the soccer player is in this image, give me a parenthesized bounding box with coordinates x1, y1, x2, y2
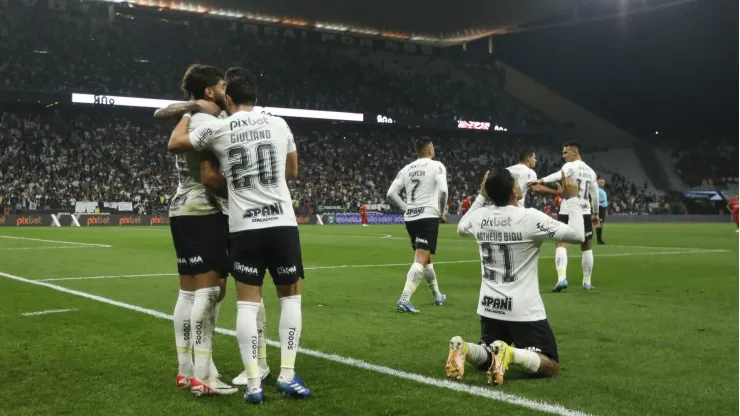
(155, 64, 236, 396)
(360, 203, 368, 226)
(727, 195, 739, 232)
(167, 71, 310, 404)
(544, 204, 552, 217)
(596, 177, 608, 244)
(529, 141, 599, 291)
(387, 138, 448, 313)
(506, 150, 538, 208)
(445, 169, 584, 386)
(461, 196, 472, 215)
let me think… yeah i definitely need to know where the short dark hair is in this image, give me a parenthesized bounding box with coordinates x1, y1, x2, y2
(485, 169, 516, 207)
(181, 64, 224, 100)
(563, 140, 582, 155)
(224, 67, 253, 84)
(225, 73, 258, 106)
(414, 137, 433, 154)
(519, 150, 535, 162)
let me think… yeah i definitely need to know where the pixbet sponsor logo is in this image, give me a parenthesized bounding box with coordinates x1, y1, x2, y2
(16, 216, 42, 226)
(481, 217, 512, 228)
(118, 216, 143, 225)
(150, 216, 168, 225)
(86, 216, 111, 226)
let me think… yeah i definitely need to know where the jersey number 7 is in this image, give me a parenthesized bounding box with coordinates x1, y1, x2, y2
(410, 179, 421, 202)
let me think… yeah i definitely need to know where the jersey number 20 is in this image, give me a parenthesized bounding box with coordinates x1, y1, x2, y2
(228, 144, 279, 190)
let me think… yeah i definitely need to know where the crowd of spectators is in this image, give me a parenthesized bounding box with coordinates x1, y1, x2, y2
(0, 5, 546, 128)
(668, 138, 738, 189)
(1, 108, 654, 216)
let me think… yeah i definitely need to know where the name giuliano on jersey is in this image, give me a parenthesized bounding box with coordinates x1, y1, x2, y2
(388, 159, 448, 221)
(506, 164, 537, 208)
(457, 196, 585, 322)
(189, 110, 297, 232)
(169, 112, 227, 217)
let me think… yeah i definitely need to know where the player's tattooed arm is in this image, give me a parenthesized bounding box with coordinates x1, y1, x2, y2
(154, 100, 221, 121)
(529, 184, 559, 196)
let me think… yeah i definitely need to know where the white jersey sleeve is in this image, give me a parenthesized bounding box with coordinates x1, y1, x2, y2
(524, 199, 585, 244)
(543, 161, 597, 215)
(386, 168, 408, 212)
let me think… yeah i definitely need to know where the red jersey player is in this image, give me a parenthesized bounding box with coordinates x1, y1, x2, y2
(461, 196, 472, 215)
(554, 194, 563, 212)
(360, 203, 369, 227)
(727, 195, 738, 232)
(544, 204, 552, 217)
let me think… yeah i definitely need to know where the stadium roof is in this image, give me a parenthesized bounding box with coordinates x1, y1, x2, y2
(104, 0, 697, 46)
(105, 0, 567, 45)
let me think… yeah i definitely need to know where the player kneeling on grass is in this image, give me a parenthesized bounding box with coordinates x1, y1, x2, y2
(446, 169, 585, 386)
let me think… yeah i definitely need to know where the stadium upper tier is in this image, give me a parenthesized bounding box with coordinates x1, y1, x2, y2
(0, 6, 548, 129)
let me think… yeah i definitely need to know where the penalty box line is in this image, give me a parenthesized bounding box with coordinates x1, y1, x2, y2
(0, 269, 594, 416)
(33, 248, 728, 282)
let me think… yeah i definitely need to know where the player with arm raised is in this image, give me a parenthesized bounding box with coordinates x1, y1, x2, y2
(158, 64, 237, 396)
(445, 169, 584, 386)
(156, 67, 272, 391)
(506, 150, 538, 208)
(168, 71, 310, 404)
(386, 138, 448, 313)
(528, 141, 599, 291)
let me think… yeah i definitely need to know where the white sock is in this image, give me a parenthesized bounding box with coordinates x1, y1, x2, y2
(173, 290, 195, 377)
(209, 301, 221, 377)
(279, 295, 302, 381)
(237, 300, 262, 390)
(423, 264, 442, 301)
(465, 342, 490, 367)
(192, 287, 219, 381)
(512, 347, 542, 374)
(257, 299, 268, 371)
(399, 262, 425, 303)
(582, 250, 594, 285)
(555, 247, 568, 282)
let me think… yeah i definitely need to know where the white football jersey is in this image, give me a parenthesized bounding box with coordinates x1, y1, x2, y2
(169, 112, 226, 217)
(189, 110, 297, 232)
(506, 164, 537, 208)
(542, 160, 598, 215)
(387, 158, 448, 221)
(458, 196, 585, 322)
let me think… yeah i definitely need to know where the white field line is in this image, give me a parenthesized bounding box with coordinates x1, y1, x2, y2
(34, 249, 728, 282)
(302, 234, 710, 251)
(0, 269, 595, 416)
(0, 246, 109, 251)
(21, 308, 78, 316)
(0, 235, 112, 248)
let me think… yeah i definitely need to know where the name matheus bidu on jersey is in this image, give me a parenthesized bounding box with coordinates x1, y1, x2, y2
(457, 195, 586, 322)
(188, 111, 298, 232)
(387, 158, 448, 220)
(169, 112, 228, 217)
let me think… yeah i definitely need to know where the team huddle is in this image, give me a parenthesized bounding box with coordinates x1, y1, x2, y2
(157, 64, 609, 402)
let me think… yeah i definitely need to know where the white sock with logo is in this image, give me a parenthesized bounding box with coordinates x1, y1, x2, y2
(208, 301, 221, 378)
(279, 295, 302, 381)
(512, 347, 542, 374)
(423, 264, 442, 301)
(582, 250, 594, 285)
(173, 290, 195, 377)
(399, 262, 425, 303)
(465, 342, 490, 367)
(257, 299, 268, 372)
(192, 287, 219, 382)
(555, 247, 568, 282)
(237, 301, 262, 390)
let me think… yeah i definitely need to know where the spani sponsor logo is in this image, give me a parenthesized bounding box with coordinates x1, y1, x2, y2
(481, 295, 513, 314)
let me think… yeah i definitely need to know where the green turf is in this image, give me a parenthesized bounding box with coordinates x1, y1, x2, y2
(0, 223, 737, 415)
